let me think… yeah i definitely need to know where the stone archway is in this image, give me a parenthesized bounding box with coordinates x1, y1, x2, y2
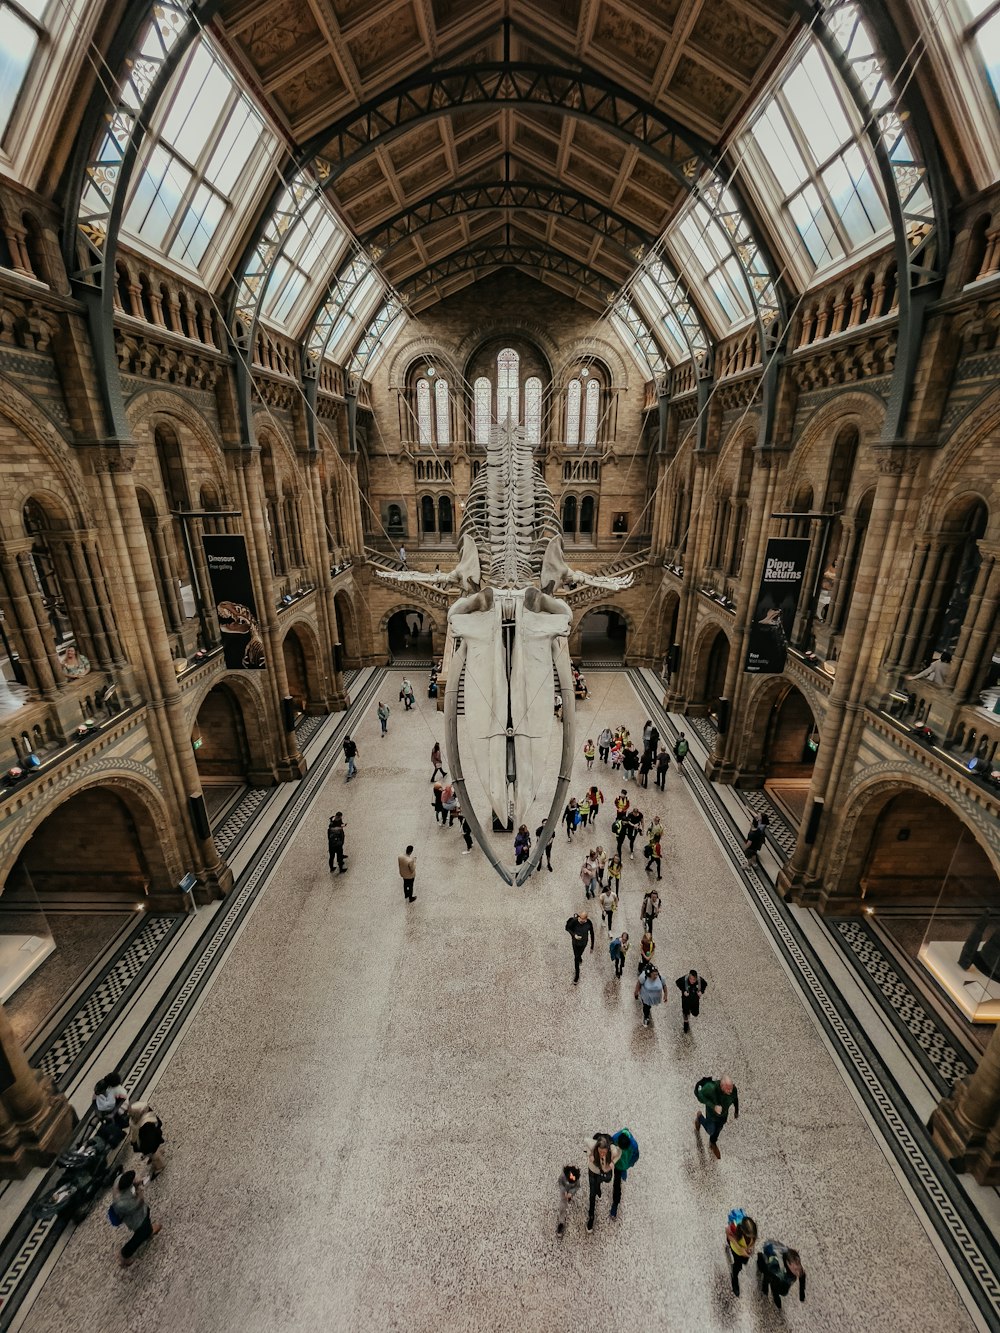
(688, 623, 731, 714)
(386, 608, 434, 660)
(574, 607, 630, 662)
(738, 678, 818, 823)
(334, 590, 359, 668)
(282, 621, 327, 715)
(192, 679, 276, 819)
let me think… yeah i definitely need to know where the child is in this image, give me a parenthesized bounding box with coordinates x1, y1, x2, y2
(556, 1165, 581, 1236)
(609, 930, 630, 978)
(726, 1209, 758, 1295)
(583, 738, 595, 769)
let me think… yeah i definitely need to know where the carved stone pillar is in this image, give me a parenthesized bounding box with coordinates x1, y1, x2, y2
(0, 546, 59, 697)
(898, 540, 948, 671)
(932, 1024, 1000, 1184)
(952, 548, 1000, 703)
(0, 1005, 75, 1178)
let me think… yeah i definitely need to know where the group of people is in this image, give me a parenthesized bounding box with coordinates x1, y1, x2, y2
(92, 1073, 167, 1267)
(587, 719, 689, 792)
(726, 1208, 807, 1306)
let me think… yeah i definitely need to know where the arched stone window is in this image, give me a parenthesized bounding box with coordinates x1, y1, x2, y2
(583, 377, 600, 445)
(524, 376, 542, 445)
(434, 378, 451, 445)
(474, 376, 491, 444)
(421, 495, 436, 534)
(497, 347, 519, 424)
(438, 495, 454, 534)
(416, 378, 433, 446)
(565, 379, 581, 446)
(580, 494, 596, 535)
(562, 495, 577, 534)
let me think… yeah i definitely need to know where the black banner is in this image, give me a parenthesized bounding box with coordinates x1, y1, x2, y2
(743, 537, 810, 675)
(201, 534, 266, 670)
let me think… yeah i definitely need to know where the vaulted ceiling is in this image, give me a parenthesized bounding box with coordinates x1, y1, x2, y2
(215, 0, 798, 313)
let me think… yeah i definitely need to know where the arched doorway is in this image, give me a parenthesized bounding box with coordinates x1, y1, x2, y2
(191, 683, 258, 826)
(282, 627, 309, 721)
(691, 627, 730, 724)
(578, 609, 627, 662)
(744, 682, 818, 823)
(3, 784, 175, 1032)
(334, 591, 358, 668)
(387, 609, 433, 661)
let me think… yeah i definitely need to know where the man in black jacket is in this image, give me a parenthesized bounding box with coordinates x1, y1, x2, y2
(565, 911, 595, 984)
(328, 813, 346, 873)
(676, 970, 707, 1032)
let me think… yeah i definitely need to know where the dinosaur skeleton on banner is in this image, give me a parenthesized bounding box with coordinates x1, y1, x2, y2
(380, 416, 632, 885)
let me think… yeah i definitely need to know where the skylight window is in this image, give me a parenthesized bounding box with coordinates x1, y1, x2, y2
(123, 37, 274, 271)
(744, 35, 889, 274)
(0, 0, 45, 142)
(965, 0, 1000, 102)
(261, 197, 346, 329)
(611, 302, 664, 379)
(327, 267, 383, 363)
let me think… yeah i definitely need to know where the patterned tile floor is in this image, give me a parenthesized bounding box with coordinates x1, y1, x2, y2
(212, 787, 271, 856)
(15, 670, 981, 1333)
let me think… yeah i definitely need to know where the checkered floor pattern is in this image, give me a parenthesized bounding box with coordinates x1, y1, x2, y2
(213, 787, 272, 856)
(834, 919, 973, 1090)
(32, 914, 183, 1089)
(739, 788, 798, 854)
(296, 715, 326, 747)
(687, 715, 717, 750)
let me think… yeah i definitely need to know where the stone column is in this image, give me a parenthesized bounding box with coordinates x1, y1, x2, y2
(898, 540, 947, 671)
(885, 540, 930, 667)
(0, 546, 59, 697)
(931, 1022, 1000, 1184)
(60, 533, 114, 668)
(306, 457, 348, 710)
(791, 517, 824, 645)
(666, 454, 710, 709)
(952, 549, 1000, 702)
(150, 521, 184, 633)
(0, 1004, 75, 1178)
(825, 518, 857, 633)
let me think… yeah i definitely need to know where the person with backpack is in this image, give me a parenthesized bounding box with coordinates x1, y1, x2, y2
(128, 1102, 165, 1177)
(327, 813, 346, 873)
(555, 1164, 581, 1236)
(609, 1127, 639, 1219)
(694, 1075, 739, 1159)
(585, 1132, 621, 1232)
(673, 731, 690, 773)
(343, 734, 358, 781)
(625, 806, 643, 858)
(613, 789, 629, 822)
(430, 741, 446, 782)
(607, 853, 623, 897)
(534, 824, 554, 872)
(514, 824, 531, 866)
(726, 1209, 758, 1296)
(638, 931, 655, 974)
(612, 816, 628, 858)
(744, 814, 768, 865)
(432, 782, 446, 825)
(565, 911, 595, 984)
(594, 845, 607, 887)
(676, 969, 708, 1033)
(583, 738, 596, 770)
(377, 701, 390, 737)
(655, 746, 671, 791)
(564, 796, 581, 840)
(110, 1170, 161, 1268)
(399, 678, 415, 711)
(757, 1240, 807, 1308)
(93, 1072, 129, 1150)
(579, 850, 598, 899)
(597, 727, 613, 764)
(634, 963, 665, 1027)
(609, 930, 629, 978)
(640, 888, 661, 935)
(644, 833, 662, 880)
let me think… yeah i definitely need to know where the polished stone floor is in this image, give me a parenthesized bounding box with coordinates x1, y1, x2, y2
(21, 672, 975, 1332)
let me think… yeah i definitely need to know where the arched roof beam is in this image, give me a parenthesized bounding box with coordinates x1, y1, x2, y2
(361, 183, 655, 259)
(231, 62, 784, 364)
(796, 0, 951, 438)
(347, 298, 404, 382)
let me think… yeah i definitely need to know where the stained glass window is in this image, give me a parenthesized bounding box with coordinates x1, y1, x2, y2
(474, 377, 491, 444)
(524, 377, 542, 445)
(435, 379, 450, 445)
(416, 379, 432, 446)
(565, 379, 581, 446)
(583, 378, 600, 447)
(497, 347, 519, 425)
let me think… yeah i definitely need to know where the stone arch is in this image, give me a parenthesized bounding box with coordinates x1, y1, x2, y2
(385, 335, 461, 389)
(189, 674, 275, 788)
(456, 319, 559, 383)
(738, 675, 819, 784)
(571, 604, 634, 662)
(553, 339, 630, 390)
(125, 389, 229, 499)
(826, 774, 1000, 910)
(0, 771, 181, 907)
(334, 589, 360, 668)
(689, 620, 731, 710)
(0, 380, 87, 534)
(281, 618, 327, 714)
(784, 391, 885, 503)
(647, 587, 681, 663)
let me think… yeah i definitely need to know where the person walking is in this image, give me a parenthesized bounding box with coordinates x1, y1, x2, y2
(609, 1127, 639, 1219)
(441, 783, 460, 826)
(327, 813, 347, 874)
(612, 816, 628, 859)
(535, 823, 554, 872)
(514, 824, 532, 866)
(726, 1209, 758, 1296)
(585, 785, 604, 826)
(583, 738, 596, 770)
(599, 884, 618, 935)
(564, 796, 581, 840)
(460, 816, 474, 854)
(638, 747, 653, 788)
(398, 845, 417, 903)
(598, 727, 613, 764)
(609, 930, 629, 978)
(622, 743, 640, 783)
(377, 701, 390, 737)
(645, 721, 660, 758)
(638, 930, 655, 974)
(432, 782, 446, 825)
(757, 1241, 807, 1309)
(607, 853, 623, 897)
(399, 678, 415, 710)
(398, 544, 407, 567)
(644, 833, 662, 880)
(555, 1164, 581, 1236)
(676, 969, 708, 1032)
(565, 911, 595, 984)
(642, 720, 654, 754)
(585, 1133, 621, 1232)
(613, 789, 630, 822)
(431, 741, 447, 782)
(673, 731, 690, 773)
(625, 806, 643, 859)
(594, 845, 607, 887)
(110, 1170, 161, 1268)
(695, 1075, 739, 1159)
(343, 734, 358, 781)
(127, 1102, 165, 1178)
(640, 887, 661, 935)
(579, 850, 598, 899)
(744, 815, 768, 865)
(634, 963, 665, 1027)
(610, 735, 623, 771)
(655, 746, 670, 790)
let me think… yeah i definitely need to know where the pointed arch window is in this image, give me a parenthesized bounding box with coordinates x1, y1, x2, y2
(416, 378, 432, 446)
(583, 378, 600, 446)
(474, 376, 491, 444)
(497, 347, 519, 425)
(434, 379, 451, 445)
(524, 377, 542, 446)
(565, 379, 581, 446)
